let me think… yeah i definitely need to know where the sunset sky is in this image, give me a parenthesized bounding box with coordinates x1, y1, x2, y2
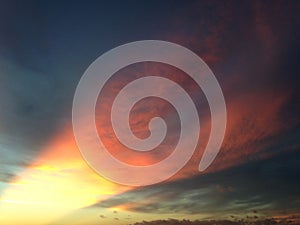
(0, 1, 300, 225)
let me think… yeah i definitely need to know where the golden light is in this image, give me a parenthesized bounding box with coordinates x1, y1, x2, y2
(0, 126, 130, 225)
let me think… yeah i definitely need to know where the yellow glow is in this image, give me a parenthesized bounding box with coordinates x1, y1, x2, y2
(0, 128, 130, 225)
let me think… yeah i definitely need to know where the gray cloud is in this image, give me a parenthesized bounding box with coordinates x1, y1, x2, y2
(90, 149, 300, 218)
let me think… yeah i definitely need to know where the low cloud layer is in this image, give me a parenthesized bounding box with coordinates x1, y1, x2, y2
(91, 150, 300, 218)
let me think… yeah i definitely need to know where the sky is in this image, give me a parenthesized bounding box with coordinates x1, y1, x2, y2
(0, 0, 299, 224)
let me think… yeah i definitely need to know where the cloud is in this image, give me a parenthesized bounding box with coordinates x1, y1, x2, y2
(91, 149, 300, 218)
(86, 0, 300, 184)
(129, 218, 297, 225)
(0, 1, 299, 224)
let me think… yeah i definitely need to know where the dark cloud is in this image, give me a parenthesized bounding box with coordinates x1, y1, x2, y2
(129, 218, 298, 225)
(0, 172, 16, 183)
(91, 149, 300, 218)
